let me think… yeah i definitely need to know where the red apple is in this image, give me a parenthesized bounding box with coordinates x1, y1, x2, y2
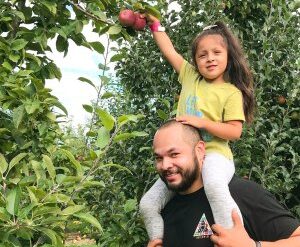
(277, 95, 286, 105)
(133, 13, 146, 31)
(119, 9, 136, 27)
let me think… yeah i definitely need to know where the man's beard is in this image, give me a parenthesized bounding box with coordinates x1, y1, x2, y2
(160, 157, 200, 193)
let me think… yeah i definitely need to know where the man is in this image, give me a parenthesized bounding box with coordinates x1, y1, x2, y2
(145, 120, 300, 247)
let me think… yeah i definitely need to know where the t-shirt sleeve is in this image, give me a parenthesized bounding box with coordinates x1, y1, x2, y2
(230, 178, 300, 241)
(178, 60, 199, 86)
(223, 90, 245, 122)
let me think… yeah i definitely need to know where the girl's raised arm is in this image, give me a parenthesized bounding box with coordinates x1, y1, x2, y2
(147, 15, 183, 73)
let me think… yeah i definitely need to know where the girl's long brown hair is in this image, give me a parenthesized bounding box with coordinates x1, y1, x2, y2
(191, 21, 255, 123)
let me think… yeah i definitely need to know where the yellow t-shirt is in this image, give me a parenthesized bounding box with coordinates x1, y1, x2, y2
(177, 60, 245, 159)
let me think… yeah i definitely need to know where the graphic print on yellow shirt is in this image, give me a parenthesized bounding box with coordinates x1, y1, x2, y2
(184, 95, 213, 142)
(177, 60, 245, 159)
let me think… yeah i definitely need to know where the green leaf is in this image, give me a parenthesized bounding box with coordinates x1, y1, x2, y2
(52, 100, 68, 115)
(13, 105, 25, 129)
(25, 100, 40, 114)
(0, 128, 10, 136)
(110, 53, 125, 62)
(86, 131, 97, 137)
(98, 163, 132, 175)
(145, 5, 162, 20)
(8, 53, 20, 63)
(113, 133, 133, 142)
(25, 53, 41, 66)
(95, 108, 115, 131)
(16, 228, 33, 240)
(0, 154, 8, 176)
(11, 39, 28, 50)
(6, 186, 21, 215)
(31, 160, 45, 182)
(34, 206, 61, 217)
(47, 62, 62, 80)
(100, 75, 110, 84)
(17, 70, 33, 77)
(73, 213, 103, 233)
(78, 77, 96, 89)
(96, 127, 110, 149)
(12, 10, 26, 21)
(18, 202, 37, 219)
(61, 205, 85, 215)
(59, 149, 83, 176)
(46, 112, 56, 121)
(101, 92, 115, 99)
(42, 155, 56, 179)
(0, 207, 10, 221)
(114, 131, 148, 142)
(49, 193, 70, 203)
(56, 35, 68, 53)
(108, 25, 122, 35)
(83, 104, 93, 113)
(75, 20, 83, 34)
(2, 61, 12, 71)
(51, 27, 67, 39)
(89, 41, 105, 54)
(41, 1, 57, 15)
(26, 187, 39, 203)
(157, 109, 168, 120)
(8, 153, 27, 174)
(39, 228, 58, 245)
(117, 114, 144, 127)
(98, 63, 109, 71)
(123, 199, 137, 213)
(81, 180, 105, 188)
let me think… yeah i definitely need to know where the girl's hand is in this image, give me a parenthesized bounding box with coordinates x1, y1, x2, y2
(142, 13, 159, 25)
(176, 115, 207, 129)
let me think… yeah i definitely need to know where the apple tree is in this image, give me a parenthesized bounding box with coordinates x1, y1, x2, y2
(0, 0, 157, 245)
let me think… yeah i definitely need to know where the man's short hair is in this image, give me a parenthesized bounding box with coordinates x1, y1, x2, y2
(157, 119, 203, 146)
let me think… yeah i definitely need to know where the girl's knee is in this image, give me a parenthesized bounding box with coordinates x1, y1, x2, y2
(204, 182, 230, 196)
(139, 195, 158, 214)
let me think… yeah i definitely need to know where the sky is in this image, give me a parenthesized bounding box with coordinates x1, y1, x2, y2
(45, 24, 105, 128)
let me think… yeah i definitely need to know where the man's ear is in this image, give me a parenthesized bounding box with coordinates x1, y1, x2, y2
(194, 141, 205, 167)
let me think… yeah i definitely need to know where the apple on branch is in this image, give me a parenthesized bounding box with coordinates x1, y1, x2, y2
(118, 9, 146, 31)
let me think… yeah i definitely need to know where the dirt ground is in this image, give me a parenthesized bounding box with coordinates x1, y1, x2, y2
(65, 233, 96, 246)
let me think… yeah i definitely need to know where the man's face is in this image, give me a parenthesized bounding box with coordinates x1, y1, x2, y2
(159, 156, 200, 193)
(153, 124, 204, 194)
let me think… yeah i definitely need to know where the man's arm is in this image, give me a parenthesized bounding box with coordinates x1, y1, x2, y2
(211, 210, 300, 247)
(261, 226, 300, 247)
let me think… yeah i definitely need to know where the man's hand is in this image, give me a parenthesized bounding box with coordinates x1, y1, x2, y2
(147, 239, 163, 247)
(176, 115, 207, 129)
(210, 209, 256, 247)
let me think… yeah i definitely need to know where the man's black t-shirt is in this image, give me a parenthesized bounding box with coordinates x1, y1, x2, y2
(161, 177, 299, 247)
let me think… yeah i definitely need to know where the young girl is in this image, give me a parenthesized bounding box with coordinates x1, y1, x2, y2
(139, 15, 255, 242)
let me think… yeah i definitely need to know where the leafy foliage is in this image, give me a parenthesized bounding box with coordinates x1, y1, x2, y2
(0, 0, 299, 246)
(0, 0, 152, 245)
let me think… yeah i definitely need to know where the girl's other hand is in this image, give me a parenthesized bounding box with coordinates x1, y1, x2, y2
(176, 115, 206, 129)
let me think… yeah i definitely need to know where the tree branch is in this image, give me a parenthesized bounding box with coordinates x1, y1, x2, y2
(67, 0, 114, 25)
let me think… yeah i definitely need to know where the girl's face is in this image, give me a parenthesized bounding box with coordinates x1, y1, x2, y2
(195, 34, 228, 83)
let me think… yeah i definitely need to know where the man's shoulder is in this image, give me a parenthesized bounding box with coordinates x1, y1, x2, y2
(228, 176, 271, 206)
(229, 176, 263, 192)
